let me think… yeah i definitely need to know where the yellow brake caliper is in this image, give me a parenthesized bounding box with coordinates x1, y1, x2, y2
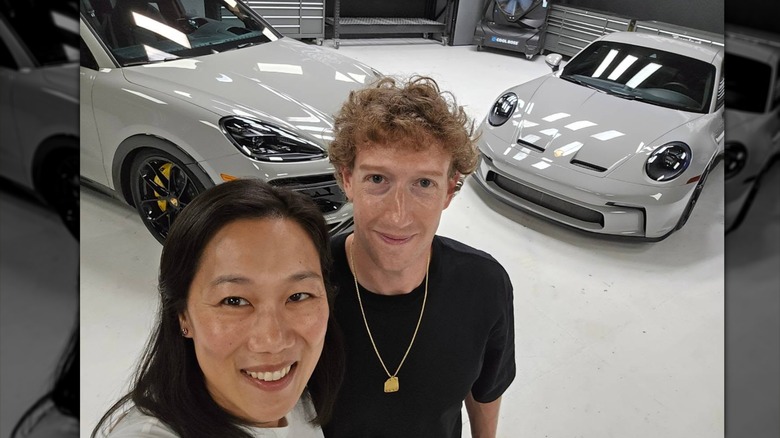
(154, 163, 173, 211)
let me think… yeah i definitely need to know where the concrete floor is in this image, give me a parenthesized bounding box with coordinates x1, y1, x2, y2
(78, 38, 727, 437)
(0, 185, 78, 438)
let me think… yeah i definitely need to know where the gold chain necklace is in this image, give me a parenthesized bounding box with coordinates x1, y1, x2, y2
(349, 239, 429, 393)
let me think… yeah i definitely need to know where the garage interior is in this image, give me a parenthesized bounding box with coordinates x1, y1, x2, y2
(78, 0, 730, 433)
(2, 0, 777, 437)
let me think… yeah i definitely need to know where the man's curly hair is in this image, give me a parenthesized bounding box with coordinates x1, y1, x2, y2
(328, 75, 479, 187)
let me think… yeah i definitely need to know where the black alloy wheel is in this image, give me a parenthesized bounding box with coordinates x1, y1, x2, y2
(129, 150, 205, 244)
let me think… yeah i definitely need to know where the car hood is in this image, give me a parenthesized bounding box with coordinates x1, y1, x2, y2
(725, 108, 762, 132)
(121, 38, 378, 142)
(40, 62, 79, 102)
(506, 76, 705, 171)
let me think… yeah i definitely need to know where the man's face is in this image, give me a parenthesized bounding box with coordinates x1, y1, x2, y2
(341, 140, 458, 274)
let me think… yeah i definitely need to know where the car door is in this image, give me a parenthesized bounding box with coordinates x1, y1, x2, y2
(79, 31, 110, 187)
(0, 15, 25, 185)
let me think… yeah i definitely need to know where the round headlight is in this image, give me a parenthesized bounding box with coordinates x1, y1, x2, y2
(220, 116, 325, 162)
(645, 142, 692, 182)
(723, 142, 747, 180)
(488, 92, 518, 127)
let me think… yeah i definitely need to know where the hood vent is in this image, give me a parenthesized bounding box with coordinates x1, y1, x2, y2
(570, 159, 607, 173)
(517, 138, 545, 153)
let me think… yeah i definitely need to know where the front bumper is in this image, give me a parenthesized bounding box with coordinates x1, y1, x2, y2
(474, 134, 698, 239)
(198, 152, 353, 235)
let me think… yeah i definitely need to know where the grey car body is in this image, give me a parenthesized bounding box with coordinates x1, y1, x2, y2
(79, 0, 380, 242)
(724, 25, 780, 232)
(474, 31, 725, 240)
(0, 2, 79, 236)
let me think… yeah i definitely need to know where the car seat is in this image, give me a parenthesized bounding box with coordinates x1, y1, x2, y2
(107, 0, 167, 47)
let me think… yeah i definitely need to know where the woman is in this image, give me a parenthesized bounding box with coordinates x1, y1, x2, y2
(93, 179, 344, 437)
(11, 325, 79, 438)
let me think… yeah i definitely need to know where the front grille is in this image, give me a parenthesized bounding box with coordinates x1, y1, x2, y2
(270, 175, 347, 213)
(489, 172, 604, 226)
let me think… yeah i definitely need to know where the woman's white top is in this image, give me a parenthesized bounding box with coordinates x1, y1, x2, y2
(106, 397, 323, 438)
(12, 398, 78, 438)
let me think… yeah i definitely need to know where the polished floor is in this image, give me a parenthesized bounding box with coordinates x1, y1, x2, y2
(79, 38, 729, 437)
(0, 184, 78, 438)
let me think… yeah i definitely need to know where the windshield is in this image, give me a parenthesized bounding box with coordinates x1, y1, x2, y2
(81, 0, 281, 67)
(724, 52, 771, 113)
(0, 0, 79, 66)
(561, 40, 716, 114)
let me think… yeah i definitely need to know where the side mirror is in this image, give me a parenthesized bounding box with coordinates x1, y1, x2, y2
(545, 53, 562, 73)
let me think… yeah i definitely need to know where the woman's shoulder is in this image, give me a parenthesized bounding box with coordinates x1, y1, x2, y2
(104, 398, 323, 438)
(282, 396, 323, 438)
(12, 398, 78, 438)
(105, 407, 179, 438)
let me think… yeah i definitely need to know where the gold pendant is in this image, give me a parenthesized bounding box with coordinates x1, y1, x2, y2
(384, 376, 399, 393)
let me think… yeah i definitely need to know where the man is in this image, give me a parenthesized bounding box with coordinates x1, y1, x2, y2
(324, 75, 516, 437)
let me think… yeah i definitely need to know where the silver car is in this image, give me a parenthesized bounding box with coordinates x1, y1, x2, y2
(1, 1, 79, 237)
(724, 26, 780, 232)
(474, 31, 725, 240)
(79, 0, 380, 243)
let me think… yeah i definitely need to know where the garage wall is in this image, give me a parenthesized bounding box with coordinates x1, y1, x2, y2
(556, 0, 724, 34)
(726, 1, 780, 31)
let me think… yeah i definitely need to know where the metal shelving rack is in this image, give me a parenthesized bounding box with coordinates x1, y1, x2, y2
(634, 20, 724, 47)
(326, 0, 450, 49)
(248, 0, 325, 44)
(542, 4, 633, 57)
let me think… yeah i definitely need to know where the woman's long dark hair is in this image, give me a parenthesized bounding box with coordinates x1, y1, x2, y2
(92, 179, 344, 438)
(11, 324, 79, 438)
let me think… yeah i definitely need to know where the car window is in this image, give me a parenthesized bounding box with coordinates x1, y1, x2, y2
(0, 31, 16, 69)
(773, 61, 780, 111)
(724, 52, 771, 113)
(560, 40, 716, 114)
(83, 0, 281, 67)
(81, 37, 99, 70)
(0, 0, 79, 66)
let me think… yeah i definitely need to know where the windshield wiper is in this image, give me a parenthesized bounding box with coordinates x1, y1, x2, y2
(222, 41, 257, 52)
(561, 75, 604, 92)
(608, 89, 644, 101)
(122, 57, 180, 67)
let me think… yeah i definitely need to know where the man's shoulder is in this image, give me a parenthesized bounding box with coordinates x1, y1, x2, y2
(434, 235, 506, 273)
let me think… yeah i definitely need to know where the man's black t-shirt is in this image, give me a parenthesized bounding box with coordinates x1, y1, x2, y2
(323, 234, 516, 438)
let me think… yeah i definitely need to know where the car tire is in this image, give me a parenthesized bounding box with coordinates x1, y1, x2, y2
(676, 155, 718, 231)
(129, 149, 207, 244)
(38, 146, 79, 239)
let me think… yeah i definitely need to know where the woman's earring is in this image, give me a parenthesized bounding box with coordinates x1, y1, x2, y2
(181, 327, 189, 336)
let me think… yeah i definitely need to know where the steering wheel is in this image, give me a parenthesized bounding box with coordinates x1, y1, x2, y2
(663, 81, 690, 94)
(176, 16, 208, 32)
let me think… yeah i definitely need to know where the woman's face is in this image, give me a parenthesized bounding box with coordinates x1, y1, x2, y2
(180, 217, 328, 426)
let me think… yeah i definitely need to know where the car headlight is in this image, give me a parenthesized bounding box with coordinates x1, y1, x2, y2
(220, 116, 325, 162)
(723, 141, 747, 180)
(488, 92, 518, 127)
(645, 142, 692, 182)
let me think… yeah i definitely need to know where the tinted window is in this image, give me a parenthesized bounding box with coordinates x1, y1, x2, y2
(725, 52, 771, 113)
(83, 0, 281, 67)
(80, 37, 98, 70)
(562, 40, 716, 113)
(0, 31, 16, 68)
(0, 0, 79, 66)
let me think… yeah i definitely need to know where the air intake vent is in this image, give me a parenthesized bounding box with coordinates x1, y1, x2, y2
(570, 159, 607, 172)
(517, 138, 545, 153)
(489, 172, 604, 226)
